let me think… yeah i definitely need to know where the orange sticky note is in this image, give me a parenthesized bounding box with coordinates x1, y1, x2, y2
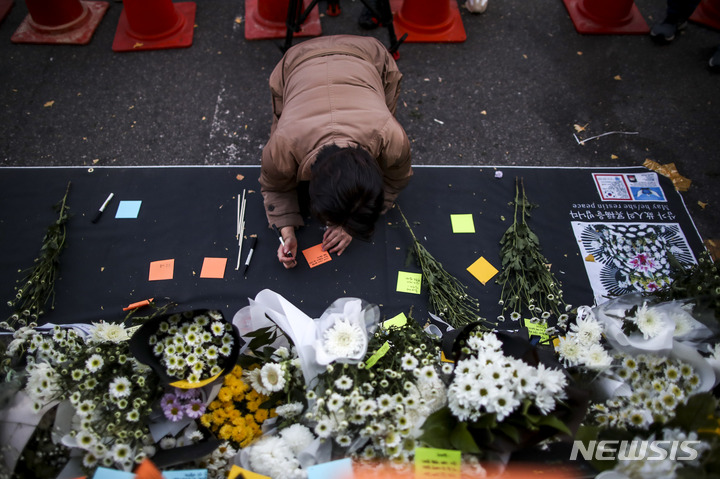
(134, 459, 163, 479)
(200, 257, 228, 278)
(149, 259, 174, 281)
(302, 244, 332, 268)
(467, 257, 498, 285)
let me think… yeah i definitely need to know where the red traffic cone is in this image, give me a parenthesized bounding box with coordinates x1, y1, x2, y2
(563, 0, 649, 34)
(11, 0, 108, 44)
(245, 0, 321, 40)
(691, 0, 720, 30)
(392, 0, 467, 42)
(1, 0, 13, 24)
(112, 0, 196, 52)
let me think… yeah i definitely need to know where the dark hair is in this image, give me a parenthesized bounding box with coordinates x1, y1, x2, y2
(309, 144, 384, 241)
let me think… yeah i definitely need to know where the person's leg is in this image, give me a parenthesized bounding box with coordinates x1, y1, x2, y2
(650, 0, 702, 44)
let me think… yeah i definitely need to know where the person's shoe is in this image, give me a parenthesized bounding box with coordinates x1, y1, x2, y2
(649, 18, 687, 44)
(710, 46, 720, 73)
(358, 0, 381, 29)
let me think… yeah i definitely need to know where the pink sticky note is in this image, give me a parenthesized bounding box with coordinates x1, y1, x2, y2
(200, 257, 228, 279)
(149, 259, 174, 281)
(302, 244, 332, 268)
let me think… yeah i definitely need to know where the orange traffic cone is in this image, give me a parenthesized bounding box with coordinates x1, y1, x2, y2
(245, 0, 321, 40)
(112, 0, 196, 52)
(691, 0, 720, 30)
(563, 0, 649, 34)
(392, 0, 466, 42)
(1, 0, 13, 24)
(11, 0, 108, 44)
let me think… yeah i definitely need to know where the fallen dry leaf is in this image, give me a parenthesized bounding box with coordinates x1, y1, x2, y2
(133, 42, 144, 48)
(577, 51, 583, 55)
(611, 154, 618, 160)
(234, 16, 243, 24)
(614, 75, 622, 80)
(698, 201, 708, 209)
(44, 100, 54, 107)
(236, 174, 245, 181)
(481, 110, 487, 115)
(574, 123, 588, 132)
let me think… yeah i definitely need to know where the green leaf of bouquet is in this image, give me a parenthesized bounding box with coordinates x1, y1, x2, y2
(667, 392, 719, 431)
(497, 423, 520, 444)
(534, 414, 572, 436)
(450, 422, 482, 454)
(418, 408, 457, 450)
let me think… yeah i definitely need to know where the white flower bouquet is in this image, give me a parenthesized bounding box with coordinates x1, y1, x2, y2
(130, 309, 240, 388)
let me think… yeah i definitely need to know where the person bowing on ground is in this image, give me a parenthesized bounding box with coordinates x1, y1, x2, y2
(259, 35, 413, 269)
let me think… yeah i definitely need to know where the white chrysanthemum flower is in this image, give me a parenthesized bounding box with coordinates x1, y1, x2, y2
(279, 424, 315, 456)
(314, 417, 334, 438)
(334, 375, 353, 390)
(489, 390, 520, 421)
(275, 402, 304, 418)
(570, 315, 604, 346)
(111, 442, 133, 463)
(259, 362, 286, 392)
(109, 376, 132, 399)
(400, 353, 419, 370)
(88, 321, 130, 344)
(322, 318, 364, 358)
(582, 343, 613, 370)
(555, 336, 582, 365)
(632, 303, 665, 339)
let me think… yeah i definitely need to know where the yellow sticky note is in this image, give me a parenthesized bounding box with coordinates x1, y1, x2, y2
(396, 271, 422, 294)
(450, 214, 475, 233)
(365, 341, 391, 368)
(302, 244, 332, 268)
(228, 466, 271, 479)
(414, 447, 461, 479)
(200, 257, 228, 279)
(466, 257, 498, 285)
(384, 312, 408, 329)
(149, 259, 174, 281)
(524, 318, 550, 345)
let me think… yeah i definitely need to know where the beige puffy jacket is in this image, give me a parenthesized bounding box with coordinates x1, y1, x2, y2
(259, 35, 413, 229)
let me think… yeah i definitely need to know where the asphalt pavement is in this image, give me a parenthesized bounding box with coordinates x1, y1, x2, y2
(1, 0, 719, 242)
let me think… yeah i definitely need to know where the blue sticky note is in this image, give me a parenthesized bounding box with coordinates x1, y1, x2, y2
(164, 470, 208, 479)
(307, 458, 353, 479)
(91, 467, 134, 479)
(115, 200, 142, 219)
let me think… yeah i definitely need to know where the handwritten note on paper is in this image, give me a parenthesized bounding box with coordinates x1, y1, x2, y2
(396, 271, 422, 294)
(450, 214, 475, 233)
(466, 257, 498, 285)
(302, 244, 332, 268)
(163, 470, 208, 479)
(414, 447, 461, 479)
(524, 318, 550, 345)
(200, 257, 228, 279)
(228, 466, 270, 479)
(115, 200, 142, 219)
(307, 457, 354, 479)
(149, 259, 174, 281)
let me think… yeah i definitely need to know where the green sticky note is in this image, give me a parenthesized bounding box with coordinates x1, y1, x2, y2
(396, 271, 422, 294)
(524, 318, 550, 344)
(450, 214, 475, 233)
(364, 341, 390, 368)
(383, 312, 408, 329)
(414, 447, 461, 479)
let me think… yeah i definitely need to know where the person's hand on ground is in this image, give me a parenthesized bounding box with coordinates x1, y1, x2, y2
(322, 225, 352, 255)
